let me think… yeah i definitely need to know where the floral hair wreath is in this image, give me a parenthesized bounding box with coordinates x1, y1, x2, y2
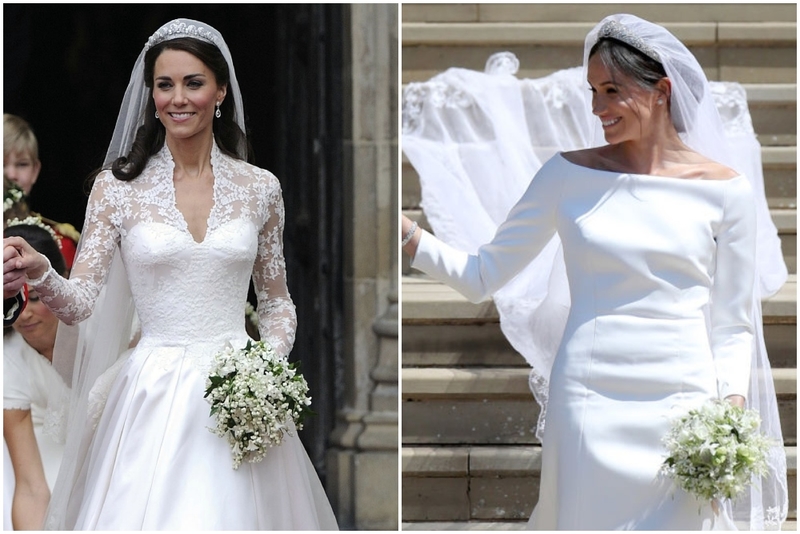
(6, 215, 62, 249)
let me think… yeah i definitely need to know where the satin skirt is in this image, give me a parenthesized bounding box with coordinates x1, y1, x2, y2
(528, 315, 736, 530)
(64, 334, 338, 530)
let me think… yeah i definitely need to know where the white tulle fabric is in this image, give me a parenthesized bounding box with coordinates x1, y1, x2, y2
(403, 13, 787, 530)
(32, 143, 336, 529)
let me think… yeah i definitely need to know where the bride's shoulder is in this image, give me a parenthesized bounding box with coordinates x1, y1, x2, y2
(675, 155, 739, 181)
(224, 156, 281, 189)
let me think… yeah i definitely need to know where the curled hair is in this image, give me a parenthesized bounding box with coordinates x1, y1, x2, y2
(107, 37, 252, 182)
(4, 224, 67, 277)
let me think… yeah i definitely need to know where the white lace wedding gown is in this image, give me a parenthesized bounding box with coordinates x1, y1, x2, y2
(34, 143, 338, 530)
(412, 154, 754, 529)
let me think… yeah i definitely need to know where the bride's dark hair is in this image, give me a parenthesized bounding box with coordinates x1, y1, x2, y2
(104, 37, 253, 182)
(589, 37, 667, 94)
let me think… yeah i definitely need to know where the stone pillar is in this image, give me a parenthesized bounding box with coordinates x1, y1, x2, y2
(327, 3, 398, 530)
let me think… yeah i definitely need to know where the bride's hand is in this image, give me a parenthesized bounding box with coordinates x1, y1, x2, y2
(725, 394, 745, 409)
(401, 214, 422, 258)
(4, 236, 49, 287)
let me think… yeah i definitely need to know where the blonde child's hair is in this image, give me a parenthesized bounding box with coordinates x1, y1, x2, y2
(4, 114, 39, 161)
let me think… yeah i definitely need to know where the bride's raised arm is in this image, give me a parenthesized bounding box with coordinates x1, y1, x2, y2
(7, 171, 121, 325)
(408, 157, 564, 303)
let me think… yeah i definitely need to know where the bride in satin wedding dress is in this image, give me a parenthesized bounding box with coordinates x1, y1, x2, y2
(3, 18, 338, 530)
(401, 14, 787, 530)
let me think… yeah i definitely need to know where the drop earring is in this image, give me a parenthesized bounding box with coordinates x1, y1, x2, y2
(215, 102, 221, 119)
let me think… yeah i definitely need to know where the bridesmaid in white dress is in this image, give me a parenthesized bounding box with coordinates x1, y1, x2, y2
(3, 223, 70, 530)
(401, 14, 786, 530)
(3, 19, 338, 530)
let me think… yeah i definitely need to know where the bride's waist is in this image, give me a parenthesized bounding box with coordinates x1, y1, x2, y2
(136, 329, 249, 352)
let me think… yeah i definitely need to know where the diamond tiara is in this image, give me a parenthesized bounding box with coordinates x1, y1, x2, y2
(144, 21, 218, 51)
(597, 20, 660, 63)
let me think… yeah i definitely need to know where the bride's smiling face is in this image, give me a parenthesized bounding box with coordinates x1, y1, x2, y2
(152, 49, 227, 143)
(587, 54, 662, 145)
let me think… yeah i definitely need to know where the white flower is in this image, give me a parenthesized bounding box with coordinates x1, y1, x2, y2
(204, 340, 313, 469)
(661, 399, 771, 502)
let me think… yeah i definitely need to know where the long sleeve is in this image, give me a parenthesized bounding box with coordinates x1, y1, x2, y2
(412, 157, 563, 303)
(252, 173, 297, 359)
(28, 172, 121, 325)
(711, 177, 757, 400)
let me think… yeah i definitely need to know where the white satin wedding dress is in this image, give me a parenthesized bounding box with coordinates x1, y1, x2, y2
(412, 154, 754, 529)
(33, 143, 338, 530)
(403, 52, 787, 529)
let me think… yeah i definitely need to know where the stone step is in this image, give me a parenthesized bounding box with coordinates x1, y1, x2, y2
(401, 274, 797, 369)
(402, 318, 797, 372)
(402, 274, 797, 323)
(402, 4, 798, 24)
(401, 445, 797, 523)
(402, 20, 796, 84)
(402, 145, 798, 211)
(402, 521, 799, 531)
(401, 367, 796, 446)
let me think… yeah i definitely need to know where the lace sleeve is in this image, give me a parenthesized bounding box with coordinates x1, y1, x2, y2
(252, 172, 297, 359)
(28, 171, 121, 325)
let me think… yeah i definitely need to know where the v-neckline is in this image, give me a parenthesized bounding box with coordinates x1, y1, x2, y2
(163, 144, 219, 245)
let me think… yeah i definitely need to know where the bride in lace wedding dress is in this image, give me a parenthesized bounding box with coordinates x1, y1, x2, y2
(3, 18, 337, 530)
(401, 14, 787, 530)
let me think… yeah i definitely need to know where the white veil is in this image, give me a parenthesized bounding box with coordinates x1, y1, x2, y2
(402, 13, 787, 530)
(45, 18, 248, 529)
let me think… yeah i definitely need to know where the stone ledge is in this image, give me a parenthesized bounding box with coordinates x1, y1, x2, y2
(403, 445, 797, 476)
(401, 520, 799, 531)
(403, 21, 797, 46)
(402, 4, 798, 25)
(403, 275, 797, 321)
(718, 22, 798, 43)
(403, 446, 469, 477)
(762, 146, 798, 166)
(744, 83, 798, 103)
(403, 368, 532, 399)
(402, 22, 728, 46)
(403, 367, 796, 398)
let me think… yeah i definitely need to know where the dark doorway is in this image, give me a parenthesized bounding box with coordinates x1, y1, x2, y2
(4, 4, 345, 483)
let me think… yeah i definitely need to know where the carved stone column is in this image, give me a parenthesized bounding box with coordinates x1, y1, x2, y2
(326, 3, 398, 530)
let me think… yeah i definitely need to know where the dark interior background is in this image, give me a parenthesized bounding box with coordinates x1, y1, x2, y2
(4, 4, 345, 483)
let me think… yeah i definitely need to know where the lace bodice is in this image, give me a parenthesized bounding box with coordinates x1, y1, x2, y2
(30, 142, 296, 357)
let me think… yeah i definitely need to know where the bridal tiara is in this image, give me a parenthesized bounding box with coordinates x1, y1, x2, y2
(597, 20, 660, 63)
(144, 20, 218, 51)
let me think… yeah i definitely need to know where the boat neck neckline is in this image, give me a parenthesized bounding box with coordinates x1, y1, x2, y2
(556, 152, 744, 183)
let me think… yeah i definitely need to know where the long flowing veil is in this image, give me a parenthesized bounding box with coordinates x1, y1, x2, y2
(402, 48, 787, 529)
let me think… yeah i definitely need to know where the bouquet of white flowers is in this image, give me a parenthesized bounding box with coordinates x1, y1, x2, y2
(205, 340, 313, 469)
(661, 399, 771, 502)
